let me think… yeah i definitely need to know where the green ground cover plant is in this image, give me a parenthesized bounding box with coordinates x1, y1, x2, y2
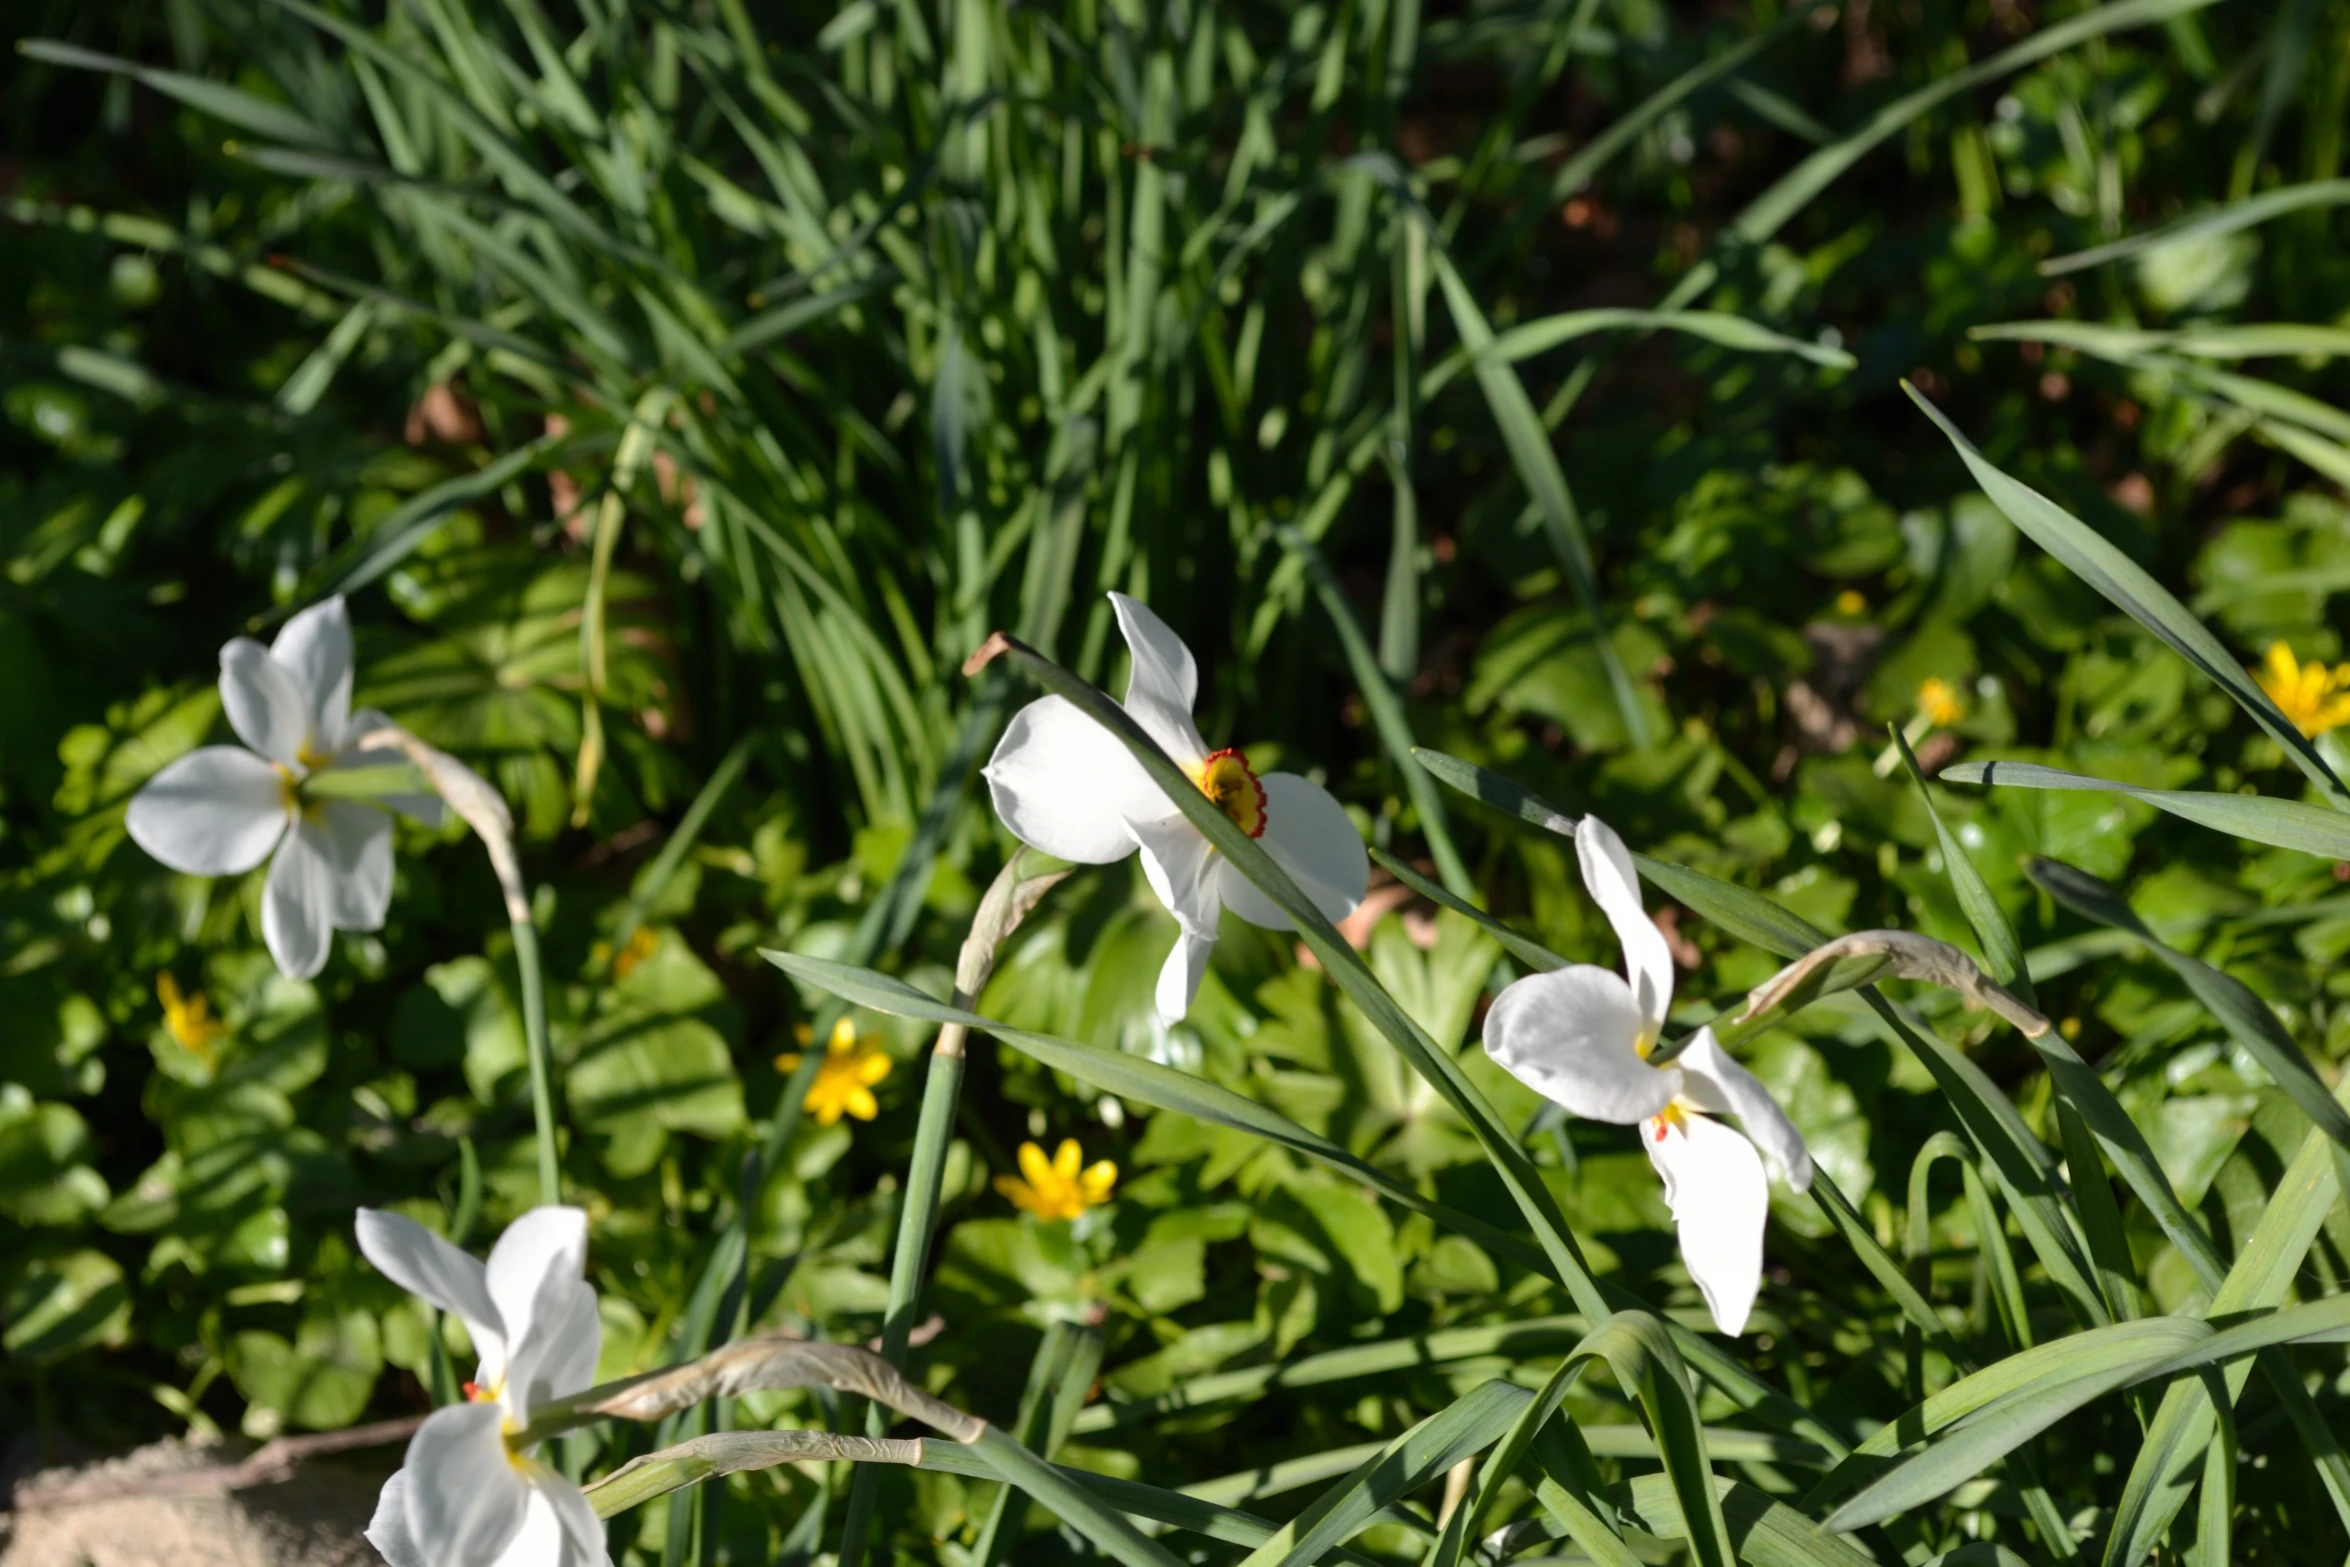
(7, 0, 2350, 1561)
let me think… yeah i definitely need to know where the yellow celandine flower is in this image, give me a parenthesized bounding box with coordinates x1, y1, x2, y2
(2255, 643, 2350, 738)
(612, 926, 659, 979)
(1916, 677, 1965, 727)
(775, 1017, 892, 1126)
(157, 972, 227, 1063)
(1833, 589, 1867, 616)
(995, 1139, 1118, 1222)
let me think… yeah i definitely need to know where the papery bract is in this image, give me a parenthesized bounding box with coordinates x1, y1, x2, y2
(125, 596, 440, 979)
(982, 592, 1368, 1022)
(357, 1206, 609, 1567)
(1483, 816, 1811, 1334)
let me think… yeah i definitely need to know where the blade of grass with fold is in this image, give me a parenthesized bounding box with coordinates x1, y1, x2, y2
(1942, 759, 2350, 860)
(1071, 1316, 1589, 1435)
(16, 39, 339, 147)
(576, 389, 675, 826)
(968, 1323, 1103, 1567)
(2040, 177, 2350, 273)
(1276, 524, 1471, 897)
(1891, 727, 2035, 1006)
(1368, 847, 1568, 973)
(2028, 858, 2350, 1158)
(912, 1442, 1382, 1562)
(1818, 1318, 2214, 1531)
(1972, 318, 2350, 361)
(1229, 1379, 1536, 1567)
(2106, 1091, 2350, 1567)
(1424, 1323, 1659, 1567)
(1615, 1471, 1880, 1567)
(760, 951, 1551, 1275)
(1416, 308, 1856, 397)
(1907, 387, 2350, 810)
(1424, 245, 1648, 749)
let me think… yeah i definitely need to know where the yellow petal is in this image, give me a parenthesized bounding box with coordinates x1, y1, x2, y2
(1017, 1142, 1054, 1188)
(992, 1174, 1031, 1209)
(2266, 643, 2301, 687)
(830, 1017, 861, 1052)
(1052, 1139, 1083, 1181)
(855, 1051, 893, 1087)
(845, 1086, 879, 1122)
(776, 1052, 805, 1072)
(794, 1022, 815, 1046)
(157, 972, 184, 1011)
(1080, 1161, 1118, 1203)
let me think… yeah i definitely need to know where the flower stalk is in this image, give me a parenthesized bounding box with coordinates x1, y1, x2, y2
(835, 849, 1067, 1567)
(351, 722, 560, 1206)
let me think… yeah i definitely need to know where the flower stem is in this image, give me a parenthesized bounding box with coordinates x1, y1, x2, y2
(511, 914, 561, 1206)
(834, 851, 1064, 1567)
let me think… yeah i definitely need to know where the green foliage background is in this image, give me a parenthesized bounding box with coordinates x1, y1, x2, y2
(6, 0, 2350, 1562)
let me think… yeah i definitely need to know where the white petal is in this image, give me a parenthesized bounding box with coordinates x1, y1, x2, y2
(487, 1208, 596, 1415)
(1155, 928, 1216, 1025)
(489, 1483, 569, 1567)
(1646, 1111, 1770, 1335)
(126, 747, 290, 876)
(540, 1471, 613, 1567)
(401, 1403, 531, 1566)
(220, 638, 312, 767)
(262, 829, 335, 979)
(1481, 966, 1679, 1125)
(981, 696, 1158, 864)
(1214, 773, 1368, 931)
(1673, 1030, 1813, 1192)
(300, 800, 394, 931)
(1108, 593, 1209, 767)
(272, 595, 354, 749)
(355, 1210, 504, 1369)
(1575, 816, 1675, 1042)
(1128, 813, 1221, 935)
(367, 1470, 426, 1567)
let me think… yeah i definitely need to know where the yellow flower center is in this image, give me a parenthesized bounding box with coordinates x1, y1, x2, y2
(1916, 677, 1965, 727)
(1192, 747, 1267, 838)
(2256, 643, 2350, 738)
(1644, 1101, 1690, 1144)
(776, 1017, 892, 1127)
(157, 973, 227, 1063)
(995, 1138, 1117, 1222)
(296, 737, 335, 771)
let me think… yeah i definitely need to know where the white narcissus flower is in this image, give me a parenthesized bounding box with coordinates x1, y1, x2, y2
(357, 1206, 609, 1567)
(982, 592, 1369, 1023)
(1482, 816, 1812, 1335)
(125, 596, 440, 980)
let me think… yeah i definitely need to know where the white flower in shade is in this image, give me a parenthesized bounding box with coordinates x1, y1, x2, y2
(124, 596, 439, 980)
(357, 1206, 609, 1567)
(983, 592, 1369, 1023)
(1482, 816, 1811, 1335)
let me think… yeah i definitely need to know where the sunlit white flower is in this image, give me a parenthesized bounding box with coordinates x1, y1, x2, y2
(357, 1206, 609, 1567)
(1482, 816, 1811, 1335)
(983, 592, 1368, 1022)
(125, 596, 439, 980)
